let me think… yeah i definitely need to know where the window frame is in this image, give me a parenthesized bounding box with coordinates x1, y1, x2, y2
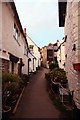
(24, 45, 28, 56)
(13, 23, 20, 46)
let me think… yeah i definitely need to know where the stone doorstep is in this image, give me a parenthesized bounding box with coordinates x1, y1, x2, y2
(12, 87, 25, 114)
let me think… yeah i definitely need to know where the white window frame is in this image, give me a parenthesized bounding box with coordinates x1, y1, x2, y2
(29, 45, 34, 54)
(24, 45, 28, 56)
(13, 23, 20, 46)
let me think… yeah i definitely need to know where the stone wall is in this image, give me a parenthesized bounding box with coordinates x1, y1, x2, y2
(64, 1, 80, 109)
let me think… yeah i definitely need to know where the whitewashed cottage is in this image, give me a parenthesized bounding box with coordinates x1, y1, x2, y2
(0, 1, 28, 76)
(23, 28, 41, 73)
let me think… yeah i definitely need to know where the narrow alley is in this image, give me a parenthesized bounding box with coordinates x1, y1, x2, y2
(12, 68, 61, 119)
(1, 1, 80, 120)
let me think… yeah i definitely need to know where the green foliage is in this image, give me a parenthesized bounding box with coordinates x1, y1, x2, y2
(7, 82, 19, 96)
(49, 91, 66, 112)
(45, 73, 51, 80)
(2, 72, 19, 83)
(2, 72, 25, 107)
(51, 68, 68, 83)
(21, 74, 29, 85)
(49, 62, 59, 71)
(45, 67, 68, 84)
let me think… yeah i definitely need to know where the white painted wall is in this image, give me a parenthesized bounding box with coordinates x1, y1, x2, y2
(27, 36, 41, 70)
(28, 52, 36, 73)
(0, 2, 2, 51)
(1, 2, 28, 75)
(57, 41, 65, 70)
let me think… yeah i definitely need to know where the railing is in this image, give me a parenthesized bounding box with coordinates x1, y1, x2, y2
(50, 79, 74, 106)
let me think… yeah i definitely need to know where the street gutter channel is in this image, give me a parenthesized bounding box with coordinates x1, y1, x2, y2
(12, 87, 25, 114)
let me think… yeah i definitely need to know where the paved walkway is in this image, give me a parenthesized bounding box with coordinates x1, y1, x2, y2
(12, 68, 62, 119)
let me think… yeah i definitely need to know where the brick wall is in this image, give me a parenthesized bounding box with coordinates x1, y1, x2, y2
(64, 1, 80, 109)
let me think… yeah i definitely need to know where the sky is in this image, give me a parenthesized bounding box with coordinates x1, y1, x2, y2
(14, 0, 64, 48)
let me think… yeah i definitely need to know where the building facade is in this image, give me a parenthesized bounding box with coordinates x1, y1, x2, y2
(41, 42, 58, 68)
(26, 34, 41, 73)
(59, 1, 80, 112)
(0, 2, 28, 76)
(57, 39, 65, 70)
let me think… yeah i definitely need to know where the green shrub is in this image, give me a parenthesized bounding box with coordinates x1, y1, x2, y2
(45, 67, 67, 84)
(2, 72, 12, 83)
(21, 74, 29, 84)
(2, 72, 20, 84)
(45, 73, 51, 80)
(49, 91, 66, 112)
(7, 82, 19, 95)
(45, 72, 52, 85)
(51, 68, 68, 83)
(2, 72, 25, 107)
(49, 62, 59, 71)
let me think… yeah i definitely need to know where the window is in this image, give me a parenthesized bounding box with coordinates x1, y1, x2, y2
(24, 45, 28, 56)
(65, 54, 67, 59)
(13, 24, 16, 37)
(29, 45, 34, 54)
(15, 28, 18, 40)
(72, 44, 76, 51)
(13, 23, 20, 45)
(47, 49, 53, 61)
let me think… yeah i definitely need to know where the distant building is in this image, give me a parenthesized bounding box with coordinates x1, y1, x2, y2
(26, 32, 41, 73)
(41, 42, 58, 68)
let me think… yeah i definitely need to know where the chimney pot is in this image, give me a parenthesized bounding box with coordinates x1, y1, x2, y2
(24, 28, 27, 36)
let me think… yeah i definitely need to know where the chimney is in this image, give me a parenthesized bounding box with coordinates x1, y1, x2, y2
(24, 28, 27, 36)
(57, 40, 59, 43)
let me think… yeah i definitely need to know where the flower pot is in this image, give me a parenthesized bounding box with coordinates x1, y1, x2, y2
(73, 63, 80, 71)
(2, 106, 11, 119)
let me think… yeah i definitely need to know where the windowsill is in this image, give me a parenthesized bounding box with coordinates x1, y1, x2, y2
(13, 35, 21, 46)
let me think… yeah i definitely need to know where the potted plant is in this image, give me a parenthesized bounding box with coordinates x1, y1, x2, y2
(2, 72, 20, 118)
(50, 68, 68, 93)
